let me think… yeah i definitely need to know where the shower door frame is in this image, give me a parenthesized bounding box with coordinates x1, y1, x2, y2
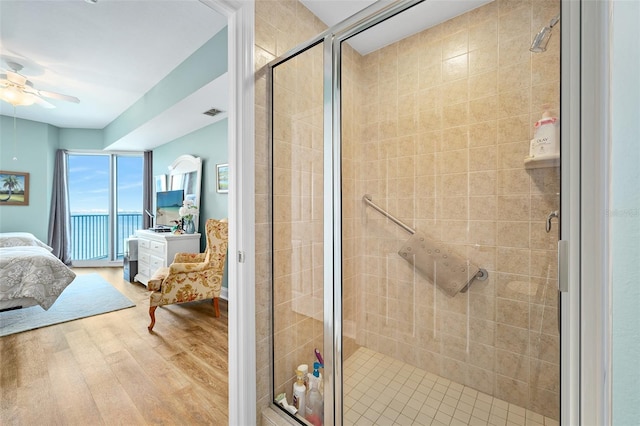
(326, 3, 430, 424)
(268, 0, 583, 424)
(267, 3, 429, 425)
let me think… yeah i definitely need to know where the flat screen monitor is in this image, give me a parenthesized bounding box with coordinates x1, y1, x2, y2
(155, 189, 183, 227)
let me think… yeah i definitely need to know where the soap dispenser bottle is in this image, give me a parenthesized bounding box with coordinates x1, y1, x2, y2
(310, 361, 324, 395)
(305, 377, 323, 426)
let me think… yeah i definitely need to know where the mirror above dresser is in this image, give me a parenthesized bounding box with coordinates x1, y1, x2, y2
(167, 154, 202, 232)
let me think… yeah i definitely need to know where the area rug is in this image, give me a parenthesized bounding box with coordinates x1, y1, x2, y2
(0, 273, 135, 337)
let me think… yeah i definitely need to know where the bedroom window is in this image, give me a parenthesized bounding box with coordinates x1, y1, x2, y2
(67, 152, 143, 265)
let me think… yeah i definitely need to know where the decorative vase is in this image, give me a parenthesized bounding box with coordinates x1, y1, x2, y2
(184, 218, 196, 234)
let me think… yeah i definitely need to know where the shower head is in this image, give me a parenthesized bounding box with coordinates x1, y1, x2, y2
(530, 14, 560, 53)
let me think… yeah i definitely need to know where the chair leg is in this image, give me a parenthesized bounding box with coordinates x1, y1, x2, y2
(148, 306, 157, 331)
(213, 297, 220, 318)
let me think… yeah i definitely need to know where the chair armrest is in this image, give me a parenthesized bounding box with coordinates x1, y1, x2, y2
(174, 252, 205, 263)
(147, 266, 170, 291)
(169, 262, 209, 274)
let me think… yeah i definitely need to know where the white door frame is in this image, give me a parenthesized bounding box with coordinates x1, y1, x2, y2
(560, 1, 581, 424)
(574, 0, 612, 424)
(200, 1, 256, 424)
(563, 0, 612, 424)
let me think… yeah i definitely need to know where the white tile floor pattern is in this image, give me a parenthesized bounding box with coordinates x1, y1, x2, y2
(343, 348, 558, 426)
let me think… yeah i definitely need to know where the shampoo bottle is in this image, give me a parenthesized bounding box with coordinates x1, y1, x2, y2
(292, 370, 306, 416)
(297, 364, 309, 391)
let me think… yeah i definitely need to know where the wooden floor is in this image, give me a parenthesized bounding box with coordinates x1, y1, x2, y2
(0, 267, 229, 425)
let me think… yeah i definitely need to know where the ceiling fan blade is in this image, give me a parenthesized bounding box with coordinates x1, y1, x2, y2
(29, 94, 55, 109)
(36, 89, 80, 103)
(6, 70, 27, 86)
(22, 86, 80, 104)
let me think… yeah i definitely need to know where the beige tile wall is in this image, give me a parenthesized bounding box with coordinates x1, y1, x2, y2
(346, 0, 560, 419)
(341, 43, 364, 360)
(256, 0, 560, 421)
(254, 0, 328, 419)
(271, 41, 326, 400)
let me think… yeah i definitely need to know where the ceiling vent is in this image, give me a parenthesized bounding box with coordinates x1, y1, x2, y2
(203, 108, 223, 117)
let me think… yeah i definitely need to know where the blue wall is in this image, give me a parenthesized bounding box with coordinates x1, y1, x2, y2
(0, 116, 58, 241)
(59, 128, 104, 150)
(611, 0, 640, 423)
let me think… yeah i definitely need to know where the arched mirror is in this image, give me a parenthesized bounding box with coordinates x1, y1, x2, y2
(168, 154, 202, 230)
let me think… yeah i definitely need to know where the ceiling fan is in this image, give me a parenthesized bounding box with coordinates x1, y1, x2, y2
(0, 61, 80, 108)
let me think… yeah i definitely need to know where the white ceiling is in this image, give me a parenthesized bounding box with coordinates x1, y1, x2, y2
(0, 0, 227, 147)
(300, 0, 492, 55)
(0, 0, 491, 151)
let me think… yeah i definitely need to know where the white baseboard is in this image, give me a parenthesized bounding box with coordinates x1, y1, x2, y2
(221, 286, 228, 301)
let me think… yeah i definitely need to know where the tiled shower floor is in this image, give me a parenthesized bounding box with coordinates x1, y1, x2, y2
(343, 347, 558, 426)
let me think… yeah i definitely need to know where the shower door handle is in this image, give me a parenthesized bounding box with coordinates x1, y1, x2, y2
(546, 210, 559, 233)
(558, 240, 569, 292)
(557, 239, 569, 334)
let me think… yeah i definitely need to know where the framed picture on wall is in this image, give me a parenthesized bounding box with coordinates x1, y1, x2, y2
(216, 163, 229, 193)
(0, 171, 29, 206)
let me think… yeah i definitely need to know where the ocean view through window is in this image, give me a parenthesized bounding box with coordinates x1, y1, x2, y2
(68, 153, 143, 263)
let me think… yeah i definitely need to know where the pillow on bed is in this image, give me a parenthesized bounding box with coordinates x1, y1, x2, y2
(0, 232, 54, 252)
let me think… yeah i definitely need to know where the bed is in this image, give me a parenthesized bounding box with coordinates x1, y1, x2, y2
(0, 233, 76, 311)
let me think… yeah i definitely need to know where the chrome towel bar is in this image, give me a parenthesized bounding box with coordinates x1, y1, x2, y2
(362, 194, 415, 235)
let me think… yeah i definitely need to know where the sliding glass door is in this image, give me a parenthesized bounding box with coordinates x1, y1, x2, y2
(68, 152, 143, 265)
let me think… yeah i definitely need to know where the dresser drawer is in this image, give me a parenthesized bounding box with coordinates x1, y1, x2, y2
(149, 240, 166, 256)
(149, 255, 165, 276)
(139, 252, 150, 266)
(138, 238, 150, 250)
(138, 263, 150, 278)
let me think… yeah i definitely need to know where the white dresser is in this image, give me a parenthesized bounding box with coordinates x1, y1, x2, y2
(133, 230, 201, 286)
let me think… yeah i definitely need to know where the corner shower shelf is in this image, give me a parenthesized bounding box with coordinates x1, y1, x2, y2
(524, 154, 560, 169)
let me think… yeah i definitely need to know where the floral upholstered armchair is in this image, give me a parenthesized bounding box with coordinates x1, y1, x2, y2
(147, 218, 228, 331)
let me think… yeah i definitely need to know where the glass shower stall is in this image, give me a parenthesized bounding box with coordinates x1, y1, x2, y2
(269, 0, 561, 424)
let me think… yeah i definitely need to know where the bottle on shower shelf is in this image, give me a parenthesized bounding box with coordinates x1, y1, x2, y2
(297, 363, 309, 391)
(305, 377, 323, 426)
(309, 361, 324, 396)
(292, 369, 306, 416)
(530, 110, 559, 159)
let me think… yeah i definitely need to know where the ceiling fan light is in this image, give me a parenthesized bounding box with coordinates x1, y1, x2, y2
(0, 86, 35, 106)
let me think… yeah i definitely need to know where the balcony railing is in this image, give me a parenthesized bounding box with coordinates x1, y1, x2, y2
(71, 213, 142, 261)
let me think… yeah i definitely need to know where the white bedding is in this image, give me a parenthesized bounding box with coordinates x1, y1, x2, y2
(0, 246, 76, 311)
(0, 232, 54, 251)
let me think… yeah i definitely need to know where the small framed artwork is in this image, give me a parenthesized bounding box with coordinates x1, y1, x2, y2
(216, 163, 229, 193)
(0, 171, 29, 206)
(155, 174, 167, 192)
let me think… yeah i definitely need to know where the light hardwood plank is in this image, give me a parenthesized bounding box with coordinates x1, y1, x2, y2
(48, 348, 104, 424)
(0, 267, 229, 425)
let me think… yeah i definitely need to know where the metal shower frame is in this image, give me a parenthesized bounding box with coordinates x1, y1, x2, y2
(267, 0, 581, 424)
